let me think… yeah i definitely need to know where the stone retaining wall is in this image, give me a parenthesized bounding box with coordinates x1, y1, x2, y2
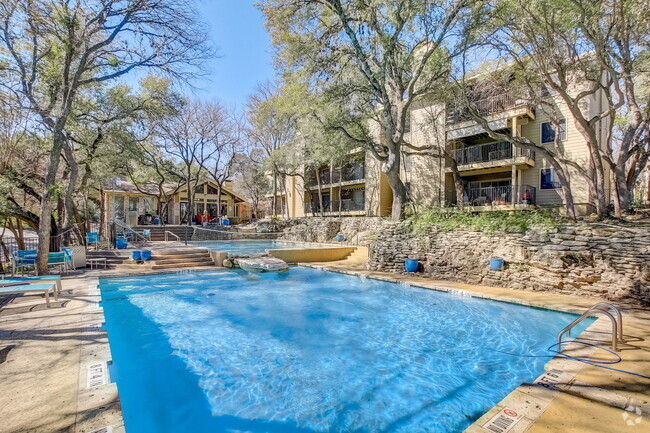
(367, 222, 650, 305)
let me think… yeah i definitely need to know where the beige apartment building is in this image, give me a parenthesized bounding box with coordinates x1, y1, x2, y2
(268, 77, 611, 218)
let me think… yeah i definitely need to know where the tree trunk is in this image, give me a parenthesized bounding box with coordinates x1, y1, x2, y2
(62, 143, 79, 244)
(316, 168, 324, 217)
(36, 130, 65, 275)
(385, 167, 407, 221)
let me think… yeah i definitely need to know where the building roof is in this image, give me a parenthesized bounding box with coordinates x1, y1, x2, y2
(104, 178, 247, 203)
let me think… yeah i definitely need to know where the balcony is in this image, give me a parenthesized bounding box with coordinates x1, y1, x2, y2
(304, 199, 365, 215)
(446, 95, 535, 141)
(453, 141, 535, 171)
(445, 184, 536, 209)
(306, 165, 365, 189)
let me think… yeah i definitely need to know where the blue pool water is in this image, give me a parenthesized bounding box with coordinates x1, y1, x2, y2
(100, 268, 590, 433)
(188, 240, 321, 254)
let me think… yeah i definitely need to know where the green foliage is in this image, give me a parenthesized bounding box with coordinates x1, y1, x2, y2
(407, 207, 563, 234)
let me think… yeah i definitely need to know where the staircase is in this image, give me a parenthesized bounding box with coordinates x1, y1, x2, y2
(133, 225, 194, 242)
(86, 250, 131, 269)
(114, 248, 214, 271)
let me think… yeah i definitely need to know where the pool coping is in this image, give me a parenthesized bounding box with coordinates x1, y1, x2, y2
(84, 265, 643, 433)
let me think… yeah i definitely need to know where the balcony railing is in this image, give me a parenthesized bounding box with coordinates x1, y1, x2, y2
(454, 141, 535, 166)
(307, 165, 365, 188)
(445, 184, 536, 207)
(446, 94, 533, 124)
(304, 199, 365, 214)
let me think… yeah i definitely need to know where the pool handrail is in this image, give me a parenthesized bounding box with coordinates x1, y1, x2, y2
(557, 303, 623, 351)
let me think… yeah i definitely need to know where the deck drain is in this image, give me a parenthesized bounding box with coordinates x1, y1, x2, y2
(483, 407, 521, 433)
(86, 362, 108, 388)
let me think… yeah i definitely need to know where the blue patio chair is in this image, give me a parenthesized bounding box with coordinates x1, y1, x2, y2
(61, 248, 74, 271)
(47, 252, 68, 274)
(86, 232, 99, 250)
(11, 250, 37, 276)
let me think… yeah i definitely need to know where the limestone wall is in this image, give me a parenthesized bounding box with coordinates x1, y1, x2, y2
(367, 222, 650, 305)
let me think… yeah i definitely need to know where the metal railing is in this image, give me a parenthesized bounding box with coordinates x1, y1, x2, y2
(445, 184, 536, 207)
(454, 141, 535, 166)
(304, 199, 365, 214)
(164, 230, 180, 242)
(446, 94, 534, 124)
(114, 218, 150, 246)
(307, 165, 365, 188)
(557, 303, 624, 351)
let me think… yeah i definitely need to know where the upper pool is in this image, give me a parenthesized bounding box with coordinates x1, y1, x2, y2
(188, 240, 321, 254)
(100, 268, 590, 433)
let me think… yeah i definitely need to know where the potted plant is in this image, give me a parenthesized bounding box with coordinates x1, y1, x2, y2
(405, 258, 419, 273)
(489, 257, 505, 271)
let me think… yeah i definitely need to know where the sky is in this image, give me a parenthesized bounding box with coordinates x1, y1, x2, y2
(190, 0, 276, 109)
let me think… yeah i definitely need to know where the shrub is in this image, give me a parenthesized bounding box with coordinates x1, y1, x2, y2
(407, 207, 563, 234)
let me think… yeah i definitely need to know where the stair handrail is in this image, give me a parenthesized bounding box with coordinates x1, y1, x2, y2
(113, 218, 150, 246)
(557, 303, 623, 351)
(165, 230, 181, 242)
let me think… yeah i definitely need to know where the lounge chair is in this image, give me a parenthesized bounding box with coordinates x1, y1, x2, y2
(0, 275, 62, 295)
(0, 282, 58, 307)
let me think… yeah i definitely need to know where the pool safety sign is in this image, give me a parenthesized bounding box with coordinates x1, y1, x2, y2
(483, 407, 521, 433)
(86, 362, 108, 388)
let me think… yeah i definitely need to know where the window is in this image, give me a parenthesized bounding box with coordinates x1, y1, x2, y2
(142, 197, 153, 212)
(128, 197, 139, 211)
(206, 185, 219, 195)
(541, 120, 566, 144)
(541, 168, 561, 189)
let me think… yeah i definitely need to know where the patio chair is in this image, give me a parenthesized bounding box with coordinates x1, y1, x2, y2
(0, 282, 58, 308)
(142, 229, 151, 241)
(47, 252, 67, 274)
(61, 248, 74, 271)
(0, 275, 62, 295)
(86, 232, 100, 250)
(11, 250, 37, 276)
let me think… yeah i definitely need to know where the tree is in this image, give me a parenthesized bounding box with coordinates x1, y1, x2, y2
(0, 0, 211, 273)
(204, 106, 243, 220)
(259, 0, 480, 220)
(233, 152, 269, 220)
(477, 0, 649, 217)
(246, 82, 300, 218)
(157, 100, 220, 225)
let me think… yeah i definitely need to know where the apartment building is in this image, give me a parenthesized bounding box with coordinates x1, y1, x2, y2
(268, 74, 610, 217)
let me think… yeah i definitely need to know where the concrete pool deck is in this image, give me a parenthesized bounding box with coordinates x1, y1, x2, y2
(0, 258, 648, 432)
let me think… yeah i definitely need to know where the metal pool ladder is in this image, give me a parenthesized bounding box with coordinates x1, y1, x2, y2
(557, 303, 624, 351)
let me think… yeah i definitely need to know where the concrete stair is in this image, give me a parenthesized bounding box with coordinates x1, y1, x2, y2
(133, 225, 194, 242)
(86, 250, 131, 269)
(114, 248, 214, 271)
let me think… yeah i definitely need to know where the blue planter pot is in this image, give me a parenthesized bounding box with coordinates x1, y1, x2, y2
(222, 219, 230, 226)
(116, 238, 128, 249)
(335, 234, 344, 242)
(489, 258, 505, 271)
(131, 251, 141, 261)
(405, 259, 419, 273)
(141, 250, 152, 261)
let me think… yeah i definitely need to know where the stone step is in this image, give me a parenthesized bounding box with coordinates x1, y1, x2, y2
(115, 261, 214, 271)
(122, 257, 213, 266)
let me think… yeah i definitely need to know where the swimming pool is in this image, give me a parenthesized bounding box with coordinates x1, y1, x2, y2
(100, 268, 590, 433)
(188, 240, 321, 254)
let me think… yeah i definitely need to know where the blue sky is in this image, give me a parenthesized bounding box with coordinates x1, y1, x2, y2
(190, 0, 275, 109)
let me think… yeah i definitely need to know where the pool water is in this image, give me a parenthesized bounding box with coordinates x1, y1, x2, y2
(188, 240, 321, 254)
(100, 268, 591, 433)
